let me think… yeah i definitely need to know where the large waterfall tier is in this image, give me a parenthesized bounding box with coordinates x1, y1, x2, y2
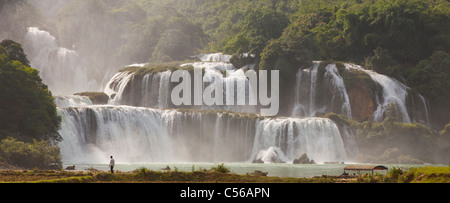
(58, 106, 357, 164)
(23, 27, 99, 95)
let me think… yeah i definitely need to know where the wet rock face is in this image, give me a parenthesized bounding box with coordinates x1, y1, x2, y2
(347, 81, 376, 122)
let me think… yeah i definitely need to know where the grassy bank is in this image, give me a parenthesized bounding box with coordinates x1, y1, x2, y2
(0, 168, 332, 183)
(1, 165, 448, 183)
(355, 166, 450, 183)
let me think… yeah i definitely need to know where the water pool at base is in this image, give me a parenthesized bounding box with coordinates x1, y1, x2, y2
(64, 163, 441, 178)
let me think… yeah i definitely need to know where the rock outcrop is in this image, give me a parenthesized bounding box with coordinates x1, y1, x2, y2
(74, 92, 109, 105)
(293, 153, 316, 164)
(347, 81, 376, 122)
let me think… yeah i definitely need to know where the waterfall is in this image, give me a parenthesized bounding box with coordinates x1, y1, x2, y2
(251, 117, 351, 163)
(23, 27, 98, 95)
(105, 53, 258, 113)
(104, 71, 135, 105)
(292, 68, 304, 116)
(345, 64, 411, 123)
(157, 71, 172, 109)
(309, 62, 319, 115)
(182, 53, 258, 114)
(291, 62, 351, 118)
(58, 106, 173, 164)
(291, 62, 429, 125)
(417, 94, 430, 126)
(58, 56, 434, 165)
(324, 64, 352, 118)
(57, 106, 355, 164)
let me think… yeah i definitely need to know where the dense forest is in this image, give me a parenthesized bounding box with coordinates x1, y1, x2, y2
(0, 0, 449, 167)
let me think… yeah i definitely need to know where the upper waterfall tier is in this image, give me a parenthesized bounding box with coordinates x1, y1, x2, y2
(104, 53, 259, 114)
(102, 60, 430, 125)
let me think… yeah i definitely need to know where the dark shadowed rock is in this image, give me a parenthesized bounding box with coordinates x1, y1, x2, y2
(74, 92, 109, 105)
(293, 153, 315, 164)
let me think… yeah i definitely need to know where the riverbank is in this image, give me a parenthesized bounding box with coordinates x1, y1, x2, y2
(0, 169, 329, 183)
(0, 165, 448, 183)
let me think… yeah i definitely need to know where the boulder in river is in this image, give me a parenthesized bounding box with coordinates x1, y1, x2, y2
(293, 153, 316, 164)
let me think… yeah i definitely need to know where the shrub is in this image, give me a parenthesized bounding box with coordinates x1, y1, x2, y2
(387, 167, 404, 182)
(0, 137, 62, 169)
(211, 163, 230, 173)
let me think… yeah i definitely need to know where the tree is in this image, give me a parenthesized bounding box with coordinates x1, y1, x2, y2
(151, 15, 207, 61)
(0, 40, 30, 67)
(242, 9, 289, 42)
(408, 51, 450, 104)
(0, 40, 61, 143)
(0, 137, 62, 169)
(223, 33, 250, 55)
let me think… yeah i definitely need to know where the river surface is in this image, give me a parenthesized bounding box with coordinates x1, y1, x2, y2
(64, 162, 442, 178)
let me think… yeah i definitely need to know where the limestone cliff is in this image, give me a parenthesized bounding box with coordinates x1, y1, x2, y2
(347, 81, 376, 122)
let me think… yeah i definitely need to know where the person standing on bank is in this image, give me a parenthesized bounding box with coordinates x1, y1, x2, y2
(109, 156, 115, 174)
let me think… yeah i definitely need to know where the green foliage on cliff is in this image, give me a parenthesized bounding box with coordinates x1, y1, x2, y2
(0, 40, 61, 143)
(0, 40, 62, 169)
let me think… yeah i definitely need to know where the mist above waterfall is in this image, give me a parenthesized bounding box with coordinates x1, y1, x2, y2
(23, 27, 99, 94)
(1, 0, 170, 95)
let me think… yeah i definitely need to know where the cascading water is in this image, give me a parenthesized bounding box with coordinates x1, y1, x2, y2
(23, 27, 98, 95)
(324, 64, 352, 118)
(58, 106, 173, 164)
(181, 53, 258, 114)
(344, 63, 412, 123)
(157, 71, 172, 109)
(59, 52, 441, 166)
(105, 53, 258, 113)
(56, 103, 355, 164)
(104, 71, 135, 105)
(291, 61, 430, 125)
(54, 95, 93, 108)
(56, 53, 434, 165)
(292, 62, 351, 118)
(251, 117, 352, 163)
